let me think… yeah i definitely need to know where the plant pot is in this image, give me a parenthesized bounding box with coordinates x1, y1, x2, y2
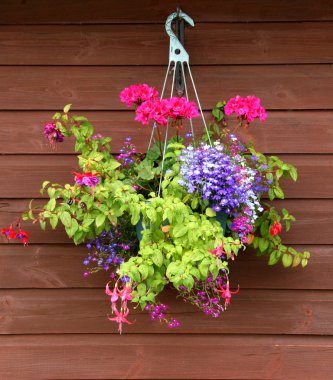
(213, 209, 228, 235)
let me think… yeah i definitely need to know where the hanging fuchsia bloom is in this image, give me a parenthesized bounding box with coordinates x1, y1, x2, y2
(209, 244, 225, 258)
(120, 84, 159, 107)
(119, 286, 133, 302)
(2, 226, 29, 245)
(16, 228, 29, 245)
(168, 97, 200, 120)
(44, 122, 64, 144)
(224, 95, 267, 123)
(105, 282, 133, 333)
(73, 171, 100, 187)
(1, 226, 17, 240)
(108, 308, 133, 334)
(216, 282, 240, 306)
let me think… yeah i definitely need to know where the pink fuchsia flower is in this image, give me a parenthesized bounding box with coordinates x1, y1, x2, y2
(108, 308, 133, 334)
(1, 226, 17, 240)
(224, 95, 267, 124)
(120, 84, 159, 107)
(216, 282, 240, 306)
(44, 122, 64, 144)
(168, 97, 200, 120)
(209, 244, 225, 258)
(105, 282, 119, 303)
(119, 286, 133, 302)
(73, 171, 100, 187)
(270, 221, 282, 236)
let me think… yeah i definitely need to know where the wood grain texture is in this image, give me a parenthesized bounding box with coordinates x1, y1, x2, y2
(1, 0, 333, 24)
(1, 111, 333, 154)
(0, 288, 332, 335)
(0, 154, 331, 198)
(0, 334, 332, 380)
(1, 199, 332, 244)
(1, 245, 330, 290)
(1, 65, 333, 110)
(2, 23, 333, 65)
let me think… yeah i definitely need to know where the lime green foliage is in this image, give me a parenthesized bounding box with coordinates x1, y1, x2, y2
(22, 104, 243, 310)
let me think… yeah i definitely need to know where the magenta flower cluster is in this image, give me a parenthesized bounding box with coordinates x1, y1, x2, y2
(120, 83, 199, 126)
(224, 95, 267, 123)
(43, 122, 64, 144)
(145, 303, 181, 328)
(73, 172, 100, 187)
(135, 96, 199, 126)
(120, 83, 159, 107)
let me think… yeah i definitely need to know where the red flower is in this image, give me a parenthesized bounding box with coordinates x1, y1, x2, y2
(1, 226, 17, 240)
(16, 228, 29, 245)
(270, 221, 282, 236)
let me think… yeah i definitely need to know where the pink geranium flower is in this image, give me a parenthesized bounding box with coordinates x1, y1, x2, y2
(224, 95, 267, 124)
(120, 84, 158, 107)
(168, 97, 199, 120)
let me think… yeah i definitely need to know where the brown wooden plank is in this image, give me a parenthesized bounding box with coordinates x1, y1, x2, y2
(1, 111, 333, 155)
(0, 66, 333, 110)
(1, 0, 333, 24)
(2, 23, 333, 65)
(0, 154, 331, 198)
(0, 334, 332, 380)
(0, 288, 332, 335)
(0, 199, 332, 244)
(0, 245, 330, 290)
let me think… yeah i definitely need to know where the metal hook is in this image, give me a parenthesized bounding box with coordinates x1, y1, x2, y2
(165, 9, 194, 96)
(165, 9, 194, 65)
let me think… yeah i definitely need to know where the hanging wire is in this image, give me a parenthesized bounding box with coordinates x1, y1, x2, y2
(157, 65, 176, 197)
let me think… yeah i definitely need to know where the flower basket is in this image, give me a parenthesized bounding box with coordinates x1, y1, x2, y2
(1, 11, 310, 334)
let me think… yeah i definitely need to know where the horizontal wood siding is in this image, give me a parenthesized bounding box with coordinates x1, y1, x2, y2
(0, 1, 332, 379)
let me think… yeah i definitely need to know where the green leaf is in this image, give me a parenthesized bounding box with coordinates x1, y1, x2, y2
(259, 238, 269, 253)
(205, 207, 216, 217)
(301, 258, 308, 268)
(48, 198, 56, 211)
(273, 187, 285, 199)
(137, 283, 147, 296)
(68, 219, 79, 237)
(292, 255, 301, 267)
(182, 276, 194, 290)
(173, 225, 187, 238)
(60, 211, 71, 227)
(95, 214, 106, 228)
(289, 166, 298, 181)
(268, 251, 280, 265)
(151, 250, 164, 267)
(63, 104, 72, 113)
(49, 215, 58, 230)
(138, 264, 149, 280)
(268, 188, 275, 201)
(282, 253, 293, 268)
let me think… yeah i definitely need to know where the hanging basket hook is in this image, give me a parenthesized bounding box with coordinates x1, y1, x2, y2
(165, 9, 194, 65)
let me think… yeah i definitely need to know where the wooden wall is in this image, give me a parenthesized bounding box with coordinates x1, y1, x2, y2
(0, 1, 332, 379)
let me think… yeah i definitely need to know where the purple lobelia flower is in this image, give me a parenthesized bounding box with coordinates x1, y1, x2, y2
(178, 141, 263, 239)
